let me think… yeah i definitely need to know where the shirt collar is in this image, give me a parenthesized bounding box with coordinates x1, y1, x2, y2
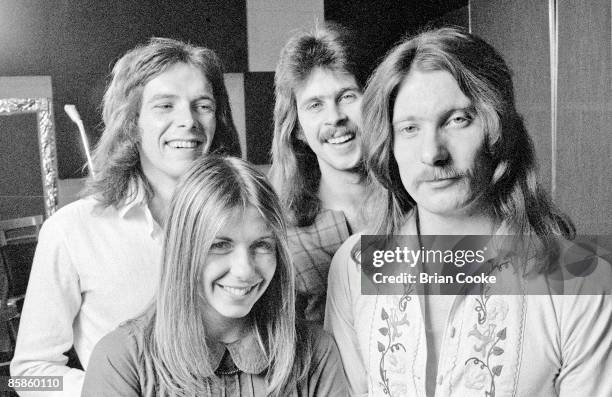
(207, 329, 268, 375)
(117, 180, 147, 217)
(117, 181, 162, 238)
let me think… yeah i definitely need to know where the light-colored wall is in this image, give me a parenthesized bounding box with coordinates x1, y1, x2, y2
(247, 0, 325, 72)
(471, 0, 552, 190)
(0, 76, 52, 98)
(223, 73, 246, 158)
(470, 0, 612, 233)
(555, 0, 611, 234)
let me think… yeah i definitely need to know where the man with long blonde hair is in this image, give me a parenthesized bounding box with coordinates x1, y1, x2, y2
(270, 23, 368, 323)
(12, 38, 240, 396)
(326, 27, 611, 396)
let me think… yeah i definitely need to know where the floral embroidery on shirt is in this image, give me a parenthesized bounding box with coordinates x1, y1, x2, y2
(465, 327, 507, 396)
(377, 285, 413, 396)
(473, 258, 512, 324)
(464, 258, 512, 397)
(464, 361, 489, 390)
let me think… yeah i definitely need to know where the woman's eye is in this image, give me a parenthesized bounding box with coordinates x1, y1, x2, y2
(253, 240, 275, 254)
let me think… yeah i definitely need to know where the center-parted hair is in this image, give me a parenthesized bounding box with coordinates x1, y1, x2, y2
(269, 22, 365, 227)
(142, 155, 304, 396)
(362, 27, 574, 270)
(88, 37, 241, 208)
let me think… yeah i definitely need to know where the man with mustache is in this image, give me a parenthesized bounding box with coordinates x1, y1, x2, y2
(270, 23, 368, 323)
(325, 27, 612, 396)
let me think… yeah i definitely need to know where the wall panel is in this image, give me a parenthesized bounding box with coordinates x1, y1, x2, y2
(223, 73, 247, 158)
(471, 0, 611, 233)
(244, 72, 275, 165)
(471, 0, 552, 191)
(247, 0, 325, 72)
(0, 0, 248, 178)
(556, 0, 611, 233)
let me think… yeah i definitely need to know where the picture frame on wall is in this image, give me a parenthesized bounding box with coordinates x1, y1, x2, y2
(0, 79, 59, 220)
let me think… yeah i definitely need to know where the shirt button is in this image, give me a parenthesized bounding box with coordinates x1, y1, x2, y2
(450, 326, 456, 338)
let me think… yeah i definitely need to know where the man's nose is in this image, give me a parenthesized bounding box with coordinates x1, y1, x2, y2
(324, 103, 347, 126)
(420, 128, 450, 166)
(176, 104, 198, 130)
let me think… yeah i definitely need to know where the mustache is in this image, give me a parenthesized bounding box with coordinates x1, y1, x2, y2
(416, 166, 469, 183)
(320, 123, 360, 141)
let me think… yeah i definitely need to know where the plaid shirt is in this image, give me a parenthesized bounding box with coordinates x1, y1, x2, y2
(287, 209, 350, 323)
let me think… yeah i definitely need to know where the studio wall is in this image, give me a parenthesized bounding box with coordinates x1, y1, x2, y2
(471, 0, 612, 233)
(1, 0, 469, 180)
(10, 1, 607, 231)
(0, 0, 248, 178)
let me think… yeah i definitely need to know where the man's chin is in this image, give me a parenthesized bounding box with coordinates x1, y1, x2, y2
(417, 194, 487, 219)
(165, 162, 198, 181)
(327, 157, 363, 173)
(323, 145, 361, 166)
(414, 190, 466, 212)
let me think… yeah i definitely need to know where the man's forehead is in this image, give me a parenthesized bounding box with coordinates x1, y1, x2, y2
(392, 69, 472, 122)
(294, 67, 360, 101)
(139, 63, 215, 103)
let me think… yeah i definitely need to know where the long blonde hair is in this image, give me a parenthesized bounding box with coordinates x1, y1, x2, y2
(361, 27, 574, 270)
(144, 156, 300, 396)
(88, 38, 241, 208)
(269, 22, 366, 226)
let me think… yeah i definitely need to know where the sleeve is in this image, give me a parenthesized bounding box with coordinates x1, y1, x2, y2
(81, 328, 141, 397)
(556, 255, 612, 397)
(306, 328, 349, 397)
(10, 217, 85, 397)
(324, 235, 368, 396)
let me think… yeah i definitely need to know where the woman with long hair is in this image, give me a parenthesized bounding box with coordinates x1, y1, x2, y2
(82, 156, 347, 396)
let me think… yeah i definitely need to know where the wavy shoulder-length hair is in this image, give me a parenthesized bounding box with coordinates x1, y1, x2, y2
(142, 155, 304, 396)
(361, 27, 574, 270)
(88, 37, 241, 208)
(269, 22, 365, 227)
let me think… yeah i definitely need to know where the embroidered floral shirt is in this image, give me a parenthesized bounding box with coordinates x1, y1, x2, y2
(325, 228, 612, 397)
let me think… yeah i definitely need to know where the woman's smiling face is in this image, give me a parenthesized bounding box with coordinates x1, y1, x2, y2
(200, 206, 277, 325)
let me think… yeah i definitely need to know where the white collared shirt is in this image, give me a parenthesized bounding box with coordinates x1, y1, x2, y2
(11, 192, 163, 397)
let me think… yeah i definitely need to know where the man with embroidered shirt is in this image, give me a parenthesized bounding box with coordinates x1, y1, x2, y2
(11, 38, 240, 396)
(269, 23, 368, 323)
(325, 27, 612, 396)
